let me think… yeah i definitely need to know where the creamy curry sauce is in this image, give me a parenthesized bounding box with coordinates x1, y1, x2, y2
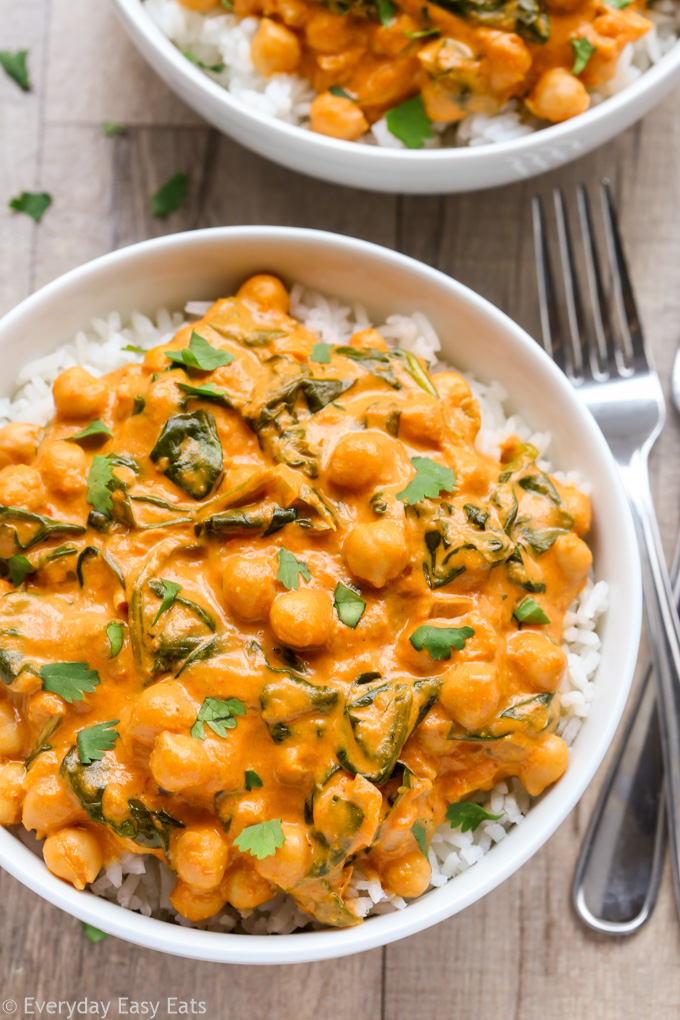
(0, 274, 593, 927)
(179, 0, 651, 141)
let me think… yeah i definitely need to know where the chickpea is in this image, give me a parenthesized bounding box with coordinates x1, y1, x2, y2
(144, 346, 175, 374)
(222, 553, 275, 622)
(39, 441, 88, 495)
(149, 732, 212, 792)
(252, 820, 313, 888)
(274, 0, 307, 29)
(178, 0, 219, 10)
(519, 734, 569, 796)
(309, 93, 369, 142)
(305, 8, 355, 51)
(173, 825, 230, 890)
(52, 367, 108, 420)
(26, 690, 65, 728)
(433, 372, 481, 441)
(22, 774, 79, 836)
(237, 274, 290, 314)
(115, 367, 146, 420)
(0, 699, 23, 756)
(127, 682, 197, 747)
(485, 32, 532, 93)
(421, 80, 466, 123)
(399, 397, 446, 446)
(382, 850, 431, 899)
(170, 877, 227, 921)
(439, 662, 500, 730)
(525, 68, 590, 123)
(343, 520, 408, 588)
(221, 864, 276, 909)
(554, 531, 593, 582)
(251, 19, 301, 76)
(0, 422, 41, 469)
(0, 464, 45, 511)
(559, 484, 592, 537)
(327, 430, 398, 490)
(507, 631, 567, 693)
(43, 827, 103, 890)
(270, 588, 333, 649)
(348, 328, 388, 352)
(0, 761, 25, 825)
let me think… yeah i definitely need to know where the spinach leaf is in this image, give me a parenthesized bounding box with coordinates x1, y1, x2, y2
(431, 0, 550, 42)
(334, 346, 400, 389)
(148, 577, 216, 631)
(150, 410, 223, 499)
(571, 37, 596, 75)
(0, 505, 85, 550)
(385, 96, 433, 149)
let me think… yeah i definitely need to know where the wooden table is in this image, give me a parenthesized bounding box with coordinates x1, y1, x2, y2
(3, 0, 680, 1015)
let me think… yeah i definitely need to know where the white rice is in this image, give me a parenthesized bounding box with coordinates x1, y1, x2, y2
(7, 287, 608, 934)
(142, 0, 680, 149)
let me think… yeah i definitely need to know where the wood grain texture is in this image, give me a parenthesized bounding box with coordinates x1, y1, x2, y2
(2, 0, 680, 1014)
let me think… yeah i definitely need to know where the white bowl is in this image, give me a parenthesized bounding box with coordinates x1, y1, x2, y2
(110, 0, 680, 193)
(0, 227, 641, 963)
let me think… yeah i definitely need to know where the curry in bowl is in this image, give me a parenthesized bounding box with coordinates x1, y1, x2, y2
(0, 274, 595, 929)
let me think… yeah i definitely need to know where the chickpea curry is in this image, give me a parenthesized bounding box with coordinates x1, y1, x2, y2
(180, 0, 651, 144)
(0, 273, 594, 928)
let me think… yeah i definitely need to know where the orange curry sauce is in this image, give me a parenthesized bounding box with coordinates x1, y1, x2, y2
(180, 0, 651, 140)
(0, 274, 593, 927)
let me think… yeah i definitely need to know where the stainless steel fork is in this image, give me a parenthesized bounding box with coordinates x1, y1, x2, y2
(533, 181, 680, 930)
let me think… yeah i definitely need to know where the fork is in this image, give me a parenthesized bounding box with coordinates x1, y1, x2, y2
(532, 180, 680, 929)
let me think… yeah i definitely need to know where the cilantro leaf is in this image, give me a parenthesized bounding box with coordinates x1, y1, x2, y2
(185, 50, 225, 73)
(245, 769, 263, 790)
(276, 548, 311, 590)
(446, 802, 502, 833)
(513, 596, 550, 625)
(310, 341, 332, 363)
(333, 582, 366, 628)
(328, 87, 357, 103)
(151, 578, 182, 626)
(86, 454, 123, 518)
(397, 456, 456, 504)
(177, 381, 230, 404)
(151, 172, 189, 218)
(234, 819, 286, 860)
(377, 0, 397, 24)
(385, 95, 433, 149)
(0, 49, 31, 90)
(191, 696, 246, 739)
(66, 420, 112, 443)
(9, 191, 52, 223)
(77, 719, 120, 765)
(8, 554, 32, 587)
(166, 331, 234, 370)
(82, 922, 109, 943)
(123, 344, 146, 353)
(106, 621, 124, 657)
(404, 27, 440, 37)
(409, 624, 475, 661)
(571, 37, 596, 75)
(40, 662, 101, 703)
(411, 819, 427, 856)
(103, 122, 127, 137)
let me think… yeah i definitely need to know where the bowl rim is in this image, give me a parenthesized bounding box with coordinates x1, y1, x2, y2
(113, 0, 680, 164)
(0, 226, 642, 964)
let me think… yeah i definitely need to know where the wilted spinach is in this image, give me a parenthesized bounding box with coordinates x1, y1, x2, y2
(150, 410, 223, 499)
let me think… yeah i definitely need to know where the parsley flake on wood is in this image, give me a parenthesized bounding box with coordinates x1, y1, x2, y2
(82, 923, 109, 943)
(310, 341, 333, 362)
(103, 122, 127, 137)
(40, 662, 101, 703)
(245, 769, 263, 790)
(9, 191, 52, 223)
(276, 548, 311, 590)
(385, 95, 433, 149)
(8, 554, 32, 587)
(66, 420, 113, 443)
(151, 578, 182, 626)
(333, 582, 366, 628)
(513, 596, 550, 625)
(191, 697, 246, 739)
(397, 456, 456, 504)
(234, 819, 286, 860)
(185, 50, 225, 73)
(411, 819, 428, 856)
(77, 719, 120, 765)
(166, 331, 234, 370)
(409, 624, 475, 661)
(446, 802, 502, 833)
(0, 49, 31, 90)
(106, 621, 124, 657)
(151, 172, 189, 218)
(571, 37, 596, 75)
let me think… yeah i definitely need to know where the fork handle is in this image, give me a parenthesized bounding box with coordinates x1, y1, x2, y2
(619, 449, 680, 922)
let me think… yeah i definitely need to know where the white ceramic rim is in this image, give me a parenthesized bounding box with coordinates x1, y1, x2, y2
(113, 0, 680, 168)
(0, 227, 642, 964)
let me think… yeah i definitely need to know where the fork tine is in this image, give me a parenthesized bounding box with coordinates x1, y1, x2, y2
(553, 187, 589, 381)
(531, 195, 568, 376)
(576, 184, 617, 376)
(600, 179, 647, 368)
